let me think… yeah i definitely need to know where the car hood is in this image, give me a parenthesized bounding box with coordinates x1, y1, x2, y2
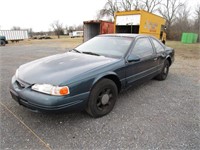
(18, 52, 119, 85)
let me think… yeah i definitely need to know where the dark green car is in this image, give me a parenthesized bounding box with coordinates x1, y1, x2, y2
(10, 34, 174, 117)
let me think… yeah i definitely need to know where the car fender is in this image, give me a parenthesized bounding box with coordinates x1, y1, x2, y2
(166, 55, 171, 60)
(166, 54, 171, 58)
(91, 71, 120, 89)
(166, 55, 172, 66)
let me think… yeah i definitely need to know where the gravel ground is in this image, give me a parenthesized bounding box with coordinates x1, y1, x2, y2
(0, 40, 199, 150)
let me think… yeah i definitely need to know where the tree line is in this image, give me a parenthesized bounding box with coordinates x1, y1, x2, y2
(50, 20, 83, 38)
(8, 23, 83, 39)
(97, 0, 200, 41)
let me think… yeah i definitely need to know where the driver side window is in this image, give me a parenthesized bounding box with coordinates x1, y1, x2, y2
(131, 38, 154, 58)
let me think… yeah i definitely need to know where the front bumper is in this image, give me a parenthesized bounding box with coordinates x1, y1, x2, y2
(10, 76, 90, 112)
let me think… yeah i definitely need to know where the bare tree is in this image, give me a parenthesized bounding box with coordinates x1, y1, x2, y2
(98, 0, 141, 20)
(121, 0, 132, 11)
(194, 4, 200, 42)
(75, 24, 83, 31)
(68, 26, 75, 33)
(141, 0, 161, 12)
(121, 0, 162, 12)
(99, 0, 120, 20)
(132, 0, 141, 10)
(98, 0, 161, 20)
(177, 4, 191, 29)
(159, 0, 184, 39)
(170, 4, 191, 40)
(51, 20, 63, 38)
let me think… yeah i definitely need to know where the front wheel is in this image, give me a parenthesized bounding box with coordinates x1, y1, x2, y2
(86, 79, 118, 118)
(156, 60, 169, 80)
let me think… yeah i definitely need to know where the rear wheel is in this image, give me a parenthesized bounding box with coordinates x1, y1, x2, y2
(156, 60, 169, 80)
(86, 79, 118, 118)
(162, 40, 166, 45)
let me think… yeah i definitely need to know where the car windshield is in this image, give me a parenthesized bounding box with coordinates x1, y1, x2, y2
(75, 36, 133, 58)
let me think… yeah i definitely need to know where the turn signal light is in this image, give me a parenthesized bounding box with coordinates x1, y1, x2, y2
(59, 87, 69, 95)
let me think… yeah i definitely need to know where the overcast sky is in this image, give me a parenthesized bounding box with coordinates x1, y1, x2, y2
(0, 0, 198, 32)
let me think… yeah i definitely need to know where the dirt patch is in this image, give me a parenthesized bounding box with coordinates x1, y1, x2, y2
(166, 41, 200, 81)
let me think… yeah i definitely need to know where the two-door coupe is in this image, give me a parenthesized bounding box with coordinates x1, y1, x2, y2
(10, 34, 174, 117)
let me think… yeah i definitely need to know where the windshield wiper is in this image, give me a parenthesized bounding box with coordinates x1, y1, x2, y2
(72, 49, 81, 53)
(82, 51, 100, 56)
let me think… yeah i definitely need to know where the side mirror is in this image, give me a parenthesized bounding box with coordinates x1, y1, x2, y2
(127, 54, 140, 62)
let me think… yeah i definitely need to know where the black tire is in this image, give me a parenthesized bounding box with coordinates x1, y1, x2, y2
(0, 40, 6, 46)
(86, 79, 118, 118)
(156, 60, 169, 81)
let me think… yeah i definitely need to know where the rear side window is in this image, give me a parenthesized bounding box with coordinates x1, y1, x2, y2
(132, 38, 154, 58)
(152, 38, 165, 53)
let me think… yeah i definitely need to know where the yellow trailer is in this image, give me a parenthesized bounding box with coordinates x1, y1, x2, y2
(114, 10, 166, 44)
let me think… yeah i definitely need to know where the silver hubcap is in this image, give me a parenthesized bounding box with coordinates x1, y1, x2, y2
(101, 94, 110, 105)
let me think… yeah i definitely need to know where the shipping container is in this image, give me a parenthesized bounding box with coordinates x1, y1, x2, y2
(181, 32, 198, 44)
(83, 20, 114, 42)
(114, 10, 167, 44)
(0, 30, 29, 41)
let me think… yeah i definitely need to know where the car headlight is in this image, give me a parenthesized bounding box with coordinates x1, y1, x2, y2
(31, 84, 70, 96)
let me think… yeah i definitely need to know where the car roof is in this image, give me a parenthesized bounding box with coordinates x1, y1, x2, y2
(98, 33, 149, 38)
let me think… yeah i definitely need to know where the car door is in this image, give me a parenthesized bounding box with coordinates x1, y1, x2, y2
(125, 37, 158, 87)
(150, 37, 167, 71)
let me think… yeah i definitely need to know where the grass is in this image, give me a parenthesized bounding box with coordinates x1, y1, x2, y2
(7, 36, 83, 49)
(166, 41, 200, 59)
